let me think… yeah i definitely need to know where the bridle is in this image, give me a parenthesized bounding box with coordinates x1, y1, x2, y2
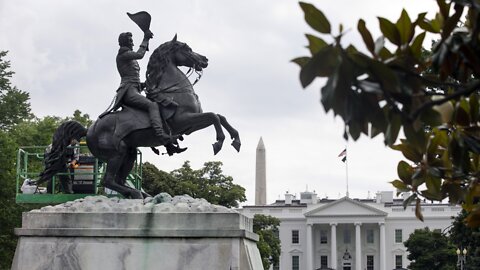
(178, 44, 204, 86)
(147, 43, 205, 96)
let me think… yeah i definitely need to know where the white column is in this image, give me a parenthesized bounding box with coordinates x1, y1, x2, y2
(307, 224, 313, 270)
(330, 223, 337, 269)
(355, 222, 362, 270)
(379, 222, 386, 270)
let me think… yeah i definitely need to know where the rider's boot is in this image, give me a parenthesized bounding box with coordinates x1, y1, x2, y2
(165, 143, 187, 156)
(149, 103, 174, 143)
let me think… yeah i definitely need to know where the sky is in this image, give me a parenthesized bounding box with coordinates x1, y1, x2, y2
(0, 0, 439, 205)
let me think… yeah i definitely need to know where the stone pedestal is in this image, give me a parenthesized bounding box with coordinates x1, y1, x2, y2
(12, 195, 263, 270)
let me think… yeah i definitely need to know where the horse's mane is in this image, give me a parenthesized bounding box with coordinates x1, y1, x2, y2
(146, 40, 181, 90)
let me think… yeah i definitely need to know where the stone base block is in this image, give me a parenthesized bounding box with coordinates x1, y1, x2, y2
(12, 236, 262, 270)
(12, 196, 263, 270)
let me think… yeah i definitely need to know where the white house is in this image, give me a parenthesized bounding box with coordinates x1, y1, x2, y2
(238, 190, 460, 270)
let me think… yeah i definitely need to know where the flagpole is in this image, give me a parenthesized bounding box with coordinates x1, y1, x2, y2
(338, 147, 349, 198)
(345, 145, 349, 198)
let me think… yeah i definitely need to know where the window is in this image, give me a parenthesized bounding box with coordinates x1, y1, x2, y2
(366, 229, 374, 244)
(366, 255, 374, 270)
(395, 229, 403, 243)
(321, 256, 328, 268)
(292, 255, 299, 270)
(344, 229, 351, 244)
(292, 230, 299, 244)
(395, 255, 403, 268)
(320, 230, 328, 244)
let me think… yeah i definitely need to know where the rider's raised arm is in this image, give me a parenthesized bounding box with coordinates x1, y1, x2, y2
(119, 41, 148, 60)
(118, 32, 153, 61)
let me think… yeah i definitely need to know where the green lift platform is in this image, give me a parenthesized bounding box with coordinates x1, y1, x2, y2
(15, 144, 143, 204)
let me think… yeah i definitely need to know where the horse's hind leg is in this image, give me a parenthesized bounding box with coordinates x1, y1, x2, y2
(217, 114, 241, 152)
(114, 148, 150, 198)
(103, 143, 143, 199)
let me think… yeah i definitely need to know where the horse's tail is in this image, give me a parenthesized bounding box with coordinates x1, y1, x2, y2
(36, 121, 88, 185)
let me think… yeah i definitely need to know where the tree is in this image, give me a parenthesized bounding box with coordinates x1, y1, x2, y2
(449, 210, 480, 269)
(143, 161, 247, 208)
(253, 214, 281, 270)
(0, 51, 32, 130)
(0, 110, 93, 268)
(68, 109, 93, 127)
(142, 162, 177, 195)
(295, 1, 480, 226)
(0, 50, 34, 269)
(404, 227, 456, 270)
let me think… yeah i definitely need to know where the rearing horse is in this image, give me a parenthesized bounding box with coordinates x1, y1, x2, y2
(36, 35, 241, 199)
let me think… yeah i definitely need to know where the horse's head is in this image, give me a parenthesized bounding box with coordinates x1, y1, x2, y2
(146, 34, 208, 90)
(170, 34, 208, 71)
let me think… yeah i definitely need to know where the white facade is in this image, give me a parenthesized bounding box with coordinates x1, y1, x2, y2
(238, 191, 460, 270)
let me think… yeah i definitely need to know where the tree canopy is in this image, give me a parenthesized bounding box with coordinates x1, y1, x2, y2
(404, 227, 456, 270)
(295, 0, 480, 226)
(253, 214, 281, 270)
(0, 50, 95, 268)
(449, 210, 480, 269)
(142, 161, 246, 208)
(0, 51, 31, 130)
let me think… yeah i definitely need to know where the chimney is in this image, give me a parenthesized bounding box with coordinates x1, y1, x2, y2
(285, 192, 293, 205)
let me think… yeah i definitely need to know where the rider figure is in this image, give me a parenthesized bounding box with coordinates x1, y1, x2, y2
(108, 31, 185, 155)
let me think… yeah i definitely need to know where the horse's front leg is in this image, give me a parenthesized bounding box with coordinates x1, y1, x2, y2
(217, 114, 241, 152)
(176, 112, 225, 155)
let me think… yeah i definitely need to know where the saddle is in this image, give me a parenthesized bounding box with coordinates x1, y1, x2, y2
(110, 102, 177, 149)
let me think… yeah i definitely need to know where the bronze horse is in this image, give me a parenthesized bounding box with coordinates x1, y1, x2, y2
(36, 35, 241, 199)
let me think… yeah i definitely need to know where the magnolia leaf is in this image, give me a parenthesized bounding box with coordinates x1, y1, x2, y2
(392, 143, 422, 163)
(299, 2, 331, 34)
(357, 19, 375, 56)
(306, 34, 327, 54)
(396, 9, 413, 44)
(455, 106, 471, 126)
(403, 193, 417, 208)
(425, 174, 442, 194)
(437, 0, 451, 19)
(385, 113, 402, 146)
(418, 18, 441, 33)
(442, 5, 464, 38)
(391, 179, 409, 191)
(300, 45, 337, 88)
(378, 17, 401, 46)
(291, 57, 310, 68)
(415, 197, 424, 221)
(410, 32, 426, 59)
(397, 161, 413, 185)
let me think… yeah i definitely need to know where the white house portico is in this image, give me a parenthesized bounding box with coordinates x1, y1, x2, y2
(239, 191, 460, 270)
(304, 197, 388, 270)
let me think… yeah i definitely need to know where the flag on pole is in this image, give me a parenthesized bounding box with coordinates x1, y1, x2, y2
(338, 148, 347, 162)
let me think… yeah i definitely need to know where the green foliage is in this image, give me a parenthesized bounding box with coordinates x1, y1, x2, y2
(0, 51, 32, 130)
(0, 50, 34, 269)
(295, 1, 480, 226)
(449, 210, 480, 269)
(253, 214, 281, 270)
(142, 161, 246, 208)
(404, 227, 456, 270)
(142, 162, 176, 195)
(67, 109, 92, 127)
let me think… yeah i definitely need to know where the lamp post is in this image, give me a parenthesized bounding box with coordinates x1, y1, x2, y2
(456, 248, 467, 270)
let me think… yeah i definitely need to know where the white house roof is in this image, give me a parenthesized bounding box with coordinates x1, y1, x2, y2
(304, 197, 387, 217)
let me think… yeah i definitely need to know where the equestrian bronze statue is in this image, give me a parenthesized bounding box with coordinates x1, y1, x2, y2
(34, 12, 241, 199)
